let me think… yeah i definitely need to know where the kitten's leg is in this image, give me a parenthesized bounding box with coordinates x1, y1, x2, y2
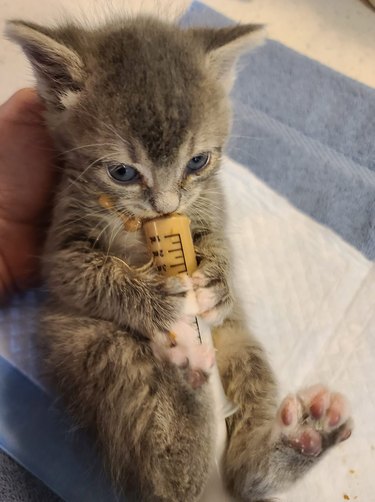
(41, 311, 214, 502)
(213, 319, 352, 502)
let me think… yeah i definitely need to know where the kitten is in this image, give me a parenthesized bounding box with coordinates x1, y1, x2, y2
(7, 15, 353, 501)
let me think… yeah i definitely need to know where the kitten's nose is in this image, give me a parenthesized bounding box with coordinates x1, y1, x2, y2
(151, 191, 180, 214)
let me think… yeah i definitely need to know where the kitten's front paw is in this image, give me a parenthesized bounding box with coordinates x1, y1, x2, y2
(274, 384, 353, 457)
(192, 267, 232, 326)
(163, 275, 199, 318)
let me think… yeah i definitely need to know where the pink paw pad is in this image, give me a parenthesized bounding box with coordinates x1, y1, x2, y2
(278, 395, 298, 427)
(309, 388, 330, 419)
(325, 393, 349, 429)
(289, 429, 322, 457)
(276, 384, 353, 457)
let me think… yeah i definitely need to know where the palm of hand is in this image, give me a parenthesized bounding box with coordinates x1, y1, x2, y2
(0, 89, 55, 299)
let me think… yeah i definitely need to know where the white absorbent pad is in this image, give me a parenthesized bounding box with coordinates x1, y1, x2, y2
(0, 157, 374, 502)
(223, 157, 375, 501)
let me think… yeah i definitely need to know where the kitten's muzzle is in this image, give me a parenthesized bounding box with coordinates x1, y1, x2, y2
(150, 191, 180, 215)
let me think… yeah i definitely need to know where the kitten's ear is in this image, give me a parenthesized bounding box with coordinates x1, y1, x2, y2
(5, 20, 85, 107)
(192, 24, 265, 89)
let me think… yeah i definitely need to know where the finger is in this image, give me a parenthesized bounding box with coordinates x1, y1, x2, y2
(0, 88, 45, 125)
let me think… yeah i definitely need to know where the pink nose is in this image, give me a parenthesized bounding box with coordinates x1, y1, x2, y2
(152, 192, 180, 214)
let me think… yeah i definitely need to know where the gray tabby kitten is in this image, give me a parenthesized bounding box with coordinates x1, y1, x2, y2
(7, 15, 352, 502)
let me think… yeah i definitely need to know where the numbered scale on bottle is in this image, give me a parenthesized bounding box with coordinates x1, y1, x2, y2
(144, 215, 198, 276)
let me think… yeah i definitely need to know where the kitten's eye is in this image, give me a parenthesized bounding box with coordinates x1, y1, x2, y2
(186, 153, 210, 173)
(107, 164, 140, 184)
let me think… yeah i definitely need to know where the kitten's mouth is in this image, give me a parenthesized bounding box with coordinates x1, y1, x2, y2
(98, 194, 143, 232)
(98, 194, 181, 233)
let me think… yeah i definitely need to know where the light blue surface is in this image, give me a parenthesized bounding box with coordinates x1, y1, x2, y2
(0, 355, 122, 501)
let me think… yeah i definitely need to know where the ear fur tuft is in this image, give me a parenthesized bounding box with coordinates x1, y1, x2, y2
(6, 20, 85, 106)
(192, 24, 266, 88)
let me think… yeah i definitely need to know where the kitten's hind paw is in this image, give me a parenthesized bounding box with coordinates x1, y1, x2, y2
(273, 384, 353, 457)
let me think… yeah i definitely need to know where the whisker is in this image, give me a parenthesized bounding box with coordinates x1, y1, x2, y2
(228, 135, 265, 141)
(60, 153, 114, 195)
(92, 215, 118, 251)
(56, 208, 110, 234)
(104, 219, 123, 261)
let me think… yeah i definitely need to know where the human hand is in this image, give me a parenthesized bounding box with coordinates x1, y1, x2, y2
(0, 88, 56, 302)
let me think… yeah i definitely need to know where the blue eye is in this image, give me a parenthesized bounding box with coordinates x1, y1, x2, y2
(107, 164, 140, 184)
(186, 153, 210, 173)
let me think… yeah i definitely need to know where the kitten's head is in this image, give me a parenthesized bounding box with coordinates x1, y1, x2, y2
(7, 17, 263, 218)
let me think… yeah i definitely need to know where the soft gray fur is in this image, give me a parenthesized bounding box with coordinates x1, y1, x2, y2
(7, 15, 352, 502)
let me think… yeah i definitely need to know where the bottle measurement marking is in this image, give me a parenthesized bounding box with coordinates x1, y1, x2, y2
(149, 231, 203, 345)
(163, 233, 188, 274)
(164, 234, 181, 246)
(194, 318, 202, 344)
(163, 232, 202, 343)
